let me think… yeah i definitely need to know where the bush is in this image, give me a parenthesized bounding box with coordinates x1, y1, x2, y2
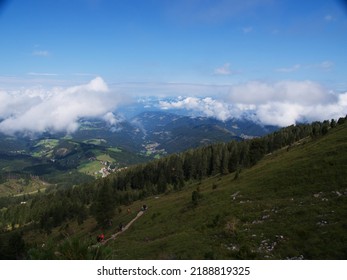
(191, 189, 202, 206)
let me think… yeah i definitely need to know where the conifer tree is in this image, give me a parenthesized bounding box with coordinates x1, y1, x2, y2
(93, 181, 115, 228)
(330, 119, 336, 128)
(157, 171, 167, 193)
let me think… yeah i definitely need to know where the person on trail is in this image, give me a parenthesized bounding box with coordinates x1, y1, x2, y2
(119, 223, 123, 232)
(141, 204, 147, 211)
(97, 233, 105, 242)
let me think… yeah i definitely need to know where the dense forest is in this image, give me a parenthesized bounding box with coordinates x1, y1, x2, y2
(0, 116, 346, 259)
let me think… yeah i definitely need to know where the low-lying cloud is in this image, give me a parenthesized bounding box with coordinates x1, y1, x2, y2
(1, 78, 346, 134)
(159, 80, 347, 126)
(0, 77, 124, 135)
(160, 97, 238, 121)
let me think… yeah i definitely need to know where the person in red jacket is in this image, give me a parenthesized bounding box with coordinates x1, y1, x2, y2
(97, 233, 104, 242)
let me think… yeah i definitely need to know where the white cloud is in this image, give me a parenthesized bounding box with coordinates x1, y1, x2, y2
(276, 64, 301, 73)
(5, 78, 344, 133)
(103, 112, 119, 126)
(0, 77, 125, 135)
(214, 63, 232, 75)
(276, 61, 334, 73)
(32, 50, 50, 57)
(228, 80, 333, 105)
(318, 60, 334, 71)
(27, 72, 58, 76)
(159, 80, 347, 126)
(160, 97, 235, 121)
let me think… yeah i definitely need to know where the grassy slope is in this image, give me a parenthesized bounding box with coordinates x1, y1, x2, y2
(104, 123, 347, 259)
(0, 179, 47, 198)
(23, 123, 347, 259)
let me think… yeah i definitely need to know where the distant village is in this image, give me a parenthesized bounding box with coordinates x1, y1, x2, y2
(88, 157, 127, 178)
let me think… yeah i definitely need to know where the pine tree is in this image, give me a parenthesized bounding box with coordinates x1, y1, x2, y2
(220, 147, 230, 175)
(211, 145, 221, 175)
(249, 138, 266, 166)
(157, 171, 167, 193)
(93, 181, 115, 228)
(331, 119, 336, 128)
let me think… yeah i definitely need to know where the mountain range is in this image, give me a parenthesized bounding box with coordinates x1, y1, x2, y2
(1, 111, 278, 155)
(0, 111, 278, 192)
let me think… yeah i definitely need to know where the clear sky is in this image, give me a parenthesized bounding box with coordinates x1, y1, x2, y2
(0, 0, 347, 133)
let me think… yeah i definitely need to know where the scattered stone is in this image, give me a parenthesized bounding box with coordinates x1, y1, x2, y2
(259, 239, 277, 252)
(230, 191, 240, 199)
(313, 192, 323, 198)
(317, 220, 328, 226)
(287, 255, 304, 260)
(224, 244, 238, 251)
(239, 200, 251, 204)
(335, 191, 342, 197)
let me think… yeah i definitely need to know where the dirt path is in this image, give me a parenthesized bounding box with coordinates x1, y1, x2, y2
(97, 210, 145, 246)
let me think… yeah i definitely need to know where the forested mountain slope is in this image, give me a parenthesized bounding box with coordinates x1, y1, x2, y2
(0, 117, 346, 259)
(98, 118, 347, 259)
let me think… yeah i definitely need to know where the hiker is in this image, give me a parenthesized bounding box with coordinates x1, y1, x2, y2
(97, 233, 105, 242)
(141, 204, 147, 211)
(119, 223, 124, 232)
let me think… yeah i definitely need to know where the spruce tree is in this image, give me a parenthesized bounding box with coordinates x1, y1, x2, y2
(93, 181, 115, 228)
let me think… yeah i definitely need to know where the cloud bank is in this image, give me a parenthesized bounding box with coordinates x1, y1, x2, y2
(1, 78, 346, 134)
(0, 77, 124, 135)
(160, 97, 237, 121)
(159, 80, 347, 126)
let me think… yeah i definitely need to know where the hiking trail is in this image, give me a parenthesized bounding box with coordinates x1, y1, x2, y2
(95, 209, 146, 247)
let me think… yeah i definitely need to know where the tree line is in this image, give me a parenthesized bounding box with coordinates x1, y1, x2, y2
(103, 117, 345, 193)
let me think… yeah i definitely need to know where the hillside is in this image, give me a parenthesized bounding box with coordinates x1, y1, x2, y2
(5, 119, 345, 260)
(98, 121, 347, 259)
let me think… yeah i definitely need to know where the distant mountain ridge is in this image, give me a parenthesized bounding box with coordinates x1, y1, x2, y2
(0, 111, 279, 191)
(130, 111, 278, 153)
(0, 111, 278, 156)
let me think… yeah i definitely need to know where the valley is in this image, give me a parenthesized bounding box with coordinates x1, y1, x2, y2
(0, 111, 277, 197)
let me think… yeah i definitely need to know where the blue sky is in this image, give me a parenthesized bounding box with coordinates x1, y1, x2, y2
(0, 0, 347, 133)
(1, 0, 346, 86)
